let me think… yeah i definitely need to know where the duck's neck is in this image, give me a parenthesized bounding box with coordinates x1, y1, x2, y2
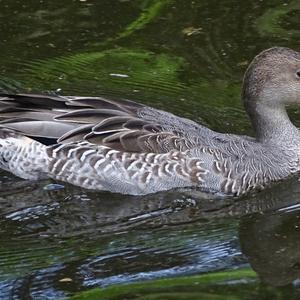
(245, 100, 300, 146)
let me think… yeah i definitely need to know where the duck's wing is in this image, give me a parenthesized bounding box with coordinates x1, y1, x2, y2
(0, 93, 216, 153)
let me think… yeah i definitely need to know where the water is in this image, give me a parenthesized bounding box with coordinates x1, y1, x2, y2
(0, 0, 300, 298)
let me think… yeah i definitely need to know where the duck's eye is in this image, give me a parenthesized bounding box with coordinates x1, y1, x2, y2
(297, 70, 300, 78)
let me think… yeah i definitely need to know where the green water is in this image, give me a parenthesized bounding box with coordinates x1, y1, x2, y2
(0, 0, 300, 299)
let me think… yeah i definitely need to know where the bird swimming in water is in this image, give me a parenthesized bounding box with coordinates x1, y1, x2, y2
(0, 47, 300, 196)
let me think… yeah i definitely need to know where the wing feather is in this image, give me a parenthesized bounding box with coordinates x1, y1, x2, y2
(0, 93, 213, 153)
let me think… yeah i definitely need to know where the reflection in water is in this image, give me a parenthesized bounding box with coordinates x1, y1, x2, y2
(0, 174, 300, 297)
(240, 210, 300, 287)
(0, 179, 242, 298)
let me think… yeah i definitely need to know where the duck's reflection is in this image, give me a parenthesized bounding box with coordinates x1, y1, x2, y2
(239, 209, 300, 287)
(1, 173, 300, 298)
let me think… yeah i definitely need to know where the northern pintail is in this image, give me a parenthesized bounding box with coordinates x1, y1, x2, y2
(0, 47, 300, 196)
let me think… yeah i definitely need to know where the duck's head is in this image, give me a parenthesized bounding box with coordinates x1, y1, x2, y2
(243, 47, 300, 108)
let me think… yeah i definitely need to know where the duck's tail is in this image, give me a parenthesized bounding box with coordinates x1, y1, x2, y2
(0, 128, 49, 180)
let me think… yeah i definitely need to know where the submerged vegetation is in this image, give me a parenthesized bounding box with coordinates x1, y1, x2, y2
(70, 268, 257, 300)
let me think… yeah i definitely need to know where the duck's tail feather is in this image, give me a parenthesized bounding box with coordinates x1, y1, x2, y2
(0, 128, 49, 180)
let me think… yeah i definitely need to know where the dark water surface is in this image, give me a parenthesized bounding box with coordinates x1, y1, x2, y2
(0, 0, 300, 299)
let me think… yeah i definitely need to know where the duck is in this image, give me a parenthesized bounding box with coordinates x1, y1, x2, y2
(0, 46, 300, 196)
